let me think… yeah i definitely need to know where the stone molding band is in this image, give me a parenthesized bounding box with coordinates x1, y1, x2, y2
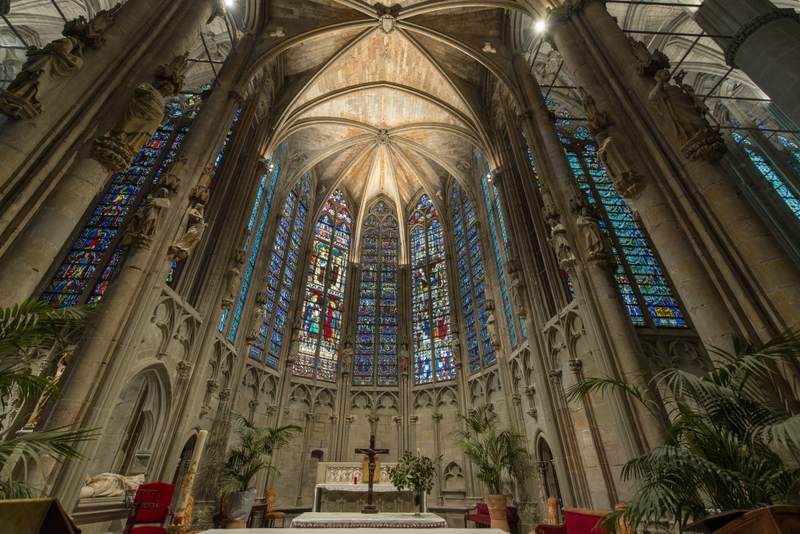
(725, 9, 800, 67)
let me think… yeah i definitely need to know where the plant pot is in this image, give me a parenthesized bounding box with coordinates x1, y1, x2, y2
(486, 494, 510, 532)
(225, 488, 257, 528)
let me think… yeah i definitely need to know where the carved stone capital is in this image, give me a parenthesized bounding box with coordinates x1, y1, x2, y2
(218, 388, 231, 401)
(409, 415, 419, 424)
(548, 368, 563, 385)
(524, 385, 536, 397)
(432, 412, 443, 421)
(176, 360, 192, 380)
(527, 408, 538, 419)
(206, 379, 219, 393)
(568, 358, 583, 375)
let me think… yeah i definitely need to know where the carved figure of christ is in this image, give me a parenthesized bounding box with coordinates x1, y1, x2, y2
(354, 433, 389, 514)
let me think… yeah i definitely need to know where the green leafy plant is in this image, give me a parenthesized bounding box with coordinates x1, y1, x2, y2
(567, 330, 800, 532)
(454, 404, 531, 495)
(388, 451, 438, 511)
(220, 416, 301, 496)
(0, 301, 97, 499)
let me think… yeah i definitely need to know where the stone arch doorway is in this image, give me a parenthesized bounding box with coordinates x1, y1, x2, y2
(537, 436, 563, 520)
(87, 367, 170, 479)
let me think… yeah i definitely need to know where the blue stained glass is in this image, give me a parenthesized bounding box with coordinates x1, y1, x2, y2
(227, 162, 281, 342)
(410, 194, 455, 384)
(353, 201, 399, 386)
(249, 174, 310, 369)
(41, 92, 204, 306)
(477, 162, 519, 348)
(734, 133, 800, 220)
(450, 182, 495, 372)
(559, 123, 687, 328)
(294, 189, 352, 381)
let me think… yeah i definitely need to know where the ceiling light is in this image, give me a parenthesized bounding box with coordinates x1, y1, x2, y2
(534, 19, 547, 34)
(224, 0, 236, 7)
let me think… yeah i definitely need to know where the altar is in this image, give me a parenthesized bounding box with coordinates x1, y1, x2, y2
(313, 462, 417, 513)
(291, 512, 448, 529)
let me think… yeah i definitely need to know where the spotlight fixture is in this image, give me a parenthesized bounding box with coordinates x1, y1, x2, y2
(534, 19, 547, 34)
(224, 0, 236, 8)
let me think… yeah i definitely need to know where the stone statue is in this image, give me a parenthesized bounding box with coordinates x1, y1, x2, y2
(597, 136, 640, 198)
(63, 4, 122, 50)
(549, 223, 575, 269)
(94, 53, 188, 171)
(340, 340, 354, 373)
(508, 261, 528, 318)
(126, 187, 171, 249)
(221, 250, 246, 308)
(79, 473, 145, 499)
(161, 156, 187, 195)
(574, 199, 608, 261)
(648, 70, 725, 161)
(169, 203, 207, 260)
(246, 295, 267, 343)
(398, 341, 410, 374)
(484, 300, 500, 348)
(579, 88, 611, 135)
(628, 37, 670, 77)
(0, 37, 84, 119)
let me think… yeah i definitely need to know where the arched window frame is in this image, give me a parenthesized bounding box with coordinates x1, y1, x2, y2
(294, 189, 353, 382)
(219, 155, 282, 342)
(353, 199, 400, 386)
(557, 122, 687, 329)
(40, 91, 210, 307)
(449, 180, 495, 373)
(409, 192, 456, 385)
(249, 174, 313, 369)
(476, 153, 528, 348)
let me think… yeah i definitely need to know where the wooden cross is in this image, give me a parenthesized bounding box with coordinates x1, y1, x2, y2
(355, 433, 389, 514)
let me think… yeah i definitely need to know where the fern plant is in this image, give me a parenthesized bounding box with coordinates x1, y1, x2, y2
(454, 404, 531, 495)
(567, 330, 800, 532)
(220, 416, 300, 496)
(0, 301, 96, 499)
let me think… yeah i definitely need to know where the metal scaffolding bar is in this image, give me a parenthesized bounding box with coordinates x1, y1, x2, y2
(49, 0, 68, 23)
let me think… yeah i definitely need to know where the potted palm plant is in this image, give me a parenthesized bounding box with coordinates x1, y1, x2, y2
(454, 404, 530, 532)
(0, 301, 96, 498)
(388, 451, 438, 515)
(220, 417, 300, 528)
(568, 330, 800, 533)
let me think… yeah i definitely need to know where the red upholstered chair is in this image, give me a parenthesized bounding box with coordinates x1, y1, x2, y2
(123, 482, 176, 534)
(534, 507, 609, 534)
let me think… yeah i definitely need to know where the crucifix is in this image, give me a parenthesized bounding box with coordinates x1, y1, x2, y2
(355, 433, 389, 514)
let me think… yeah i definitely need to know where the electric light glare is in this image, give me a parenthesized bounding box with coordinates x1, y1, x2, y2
(535, 19, 547, 34)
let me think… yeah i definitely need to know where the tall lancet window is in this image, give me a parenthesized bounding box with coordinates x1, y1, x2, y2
(220, 158, 281, 343)
(40, 92, 205, 307)
(733, 132, 800, 221)
(249, 174, 312, 369)
(560, 124, 687, 328)
(294, 189, 352, 382)
(477, 153, 528, 348)
(353, 201, 399, 386)
(450, 182, 495, 372)
(409, 194, 455, 385)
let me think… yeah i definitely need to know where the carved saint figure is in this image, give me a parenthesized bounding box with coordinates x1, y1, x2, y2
(169, 203, 206, 260)
(129, 187, 171, 247)
(485, 300, 500, 348)
(221, 250, 246, 308)
(509, 267, 528, 318)
(575, 202, 607, 260)
(0, 36, 84, 119)
(549, 224, 575, 269)
(649, 69, 708, 143)
(398, 341, 410, 374)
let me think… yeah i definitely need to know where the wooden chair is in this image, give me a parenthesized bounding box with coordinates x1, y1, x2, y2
(262, 488, 286, 528)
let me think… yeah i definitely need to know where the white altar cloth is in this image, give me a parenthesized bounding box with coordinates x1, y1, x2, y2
(313, 483, 419, 512)
(291, 512, 448, 528)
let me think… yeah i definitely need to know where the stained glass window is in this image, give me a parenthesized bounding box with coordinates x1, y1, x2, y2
(475, 154, 527, 347)
(410, 194, 455, 384)
(559, 124, 687, 328)
(249, 174, 312, 369)
(41, 92, 204, 307)
(293, 189, 352, 382)
(221, 159, 281, 342)
(353, 201, 399, 386)
(450, 182, 495, 372)
(733, 133, 800, 221)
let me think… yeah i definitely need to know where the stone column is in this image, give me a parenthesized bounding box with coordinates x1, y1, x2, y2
(696, 0, 800, 129)
(514, 54, 664, 467)
(570, 0, 800, 337)
(0, 0, 220, 305)
(41, 35, 254, 510)
(545, 5, 750, 347)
